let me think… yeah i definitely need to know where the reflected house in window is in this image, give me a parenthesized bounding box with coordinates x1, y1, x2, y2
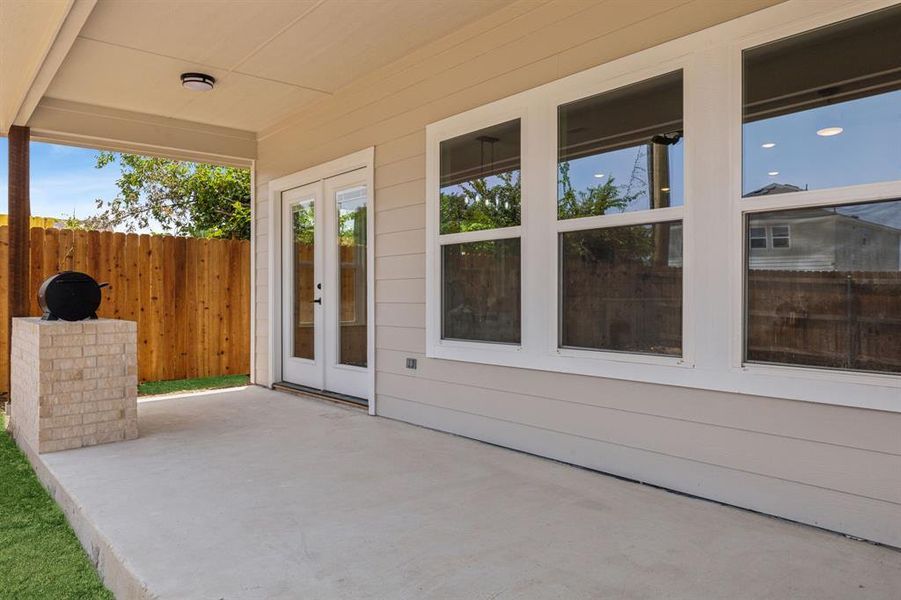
(746, 205, 901, 272)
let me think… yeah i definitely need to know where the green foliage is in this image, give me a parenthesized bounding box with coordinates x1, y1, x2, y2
(437, 164, 655, 261)
(61, 214, 92, 231)
(0, 425, 113, 598)
(138, 374, 250, 396)
(439, 171, 521, 234)
(88, 152, 251, 239)
(557, 161, 654, 263)
(557, 161, 638, 220)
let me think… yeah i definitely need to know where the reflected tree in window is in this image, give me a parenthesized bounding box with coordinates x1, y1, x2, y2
(439, 170, 521, 234)
(557, 160, 639, 220)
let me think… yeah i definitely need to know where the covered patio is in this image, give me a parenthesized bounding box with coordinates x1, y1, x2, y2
(4, 2, 901, 596)
(26, 386, 901, 599)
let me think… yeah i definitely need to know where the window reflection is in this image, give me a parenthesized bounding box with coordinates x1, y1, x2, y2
(337, 187, 367, 368)
(746, 199, 901, 373)
(292, 202, 315, 360)
(743, 6, 901, 196)
(559, 222, 682, 355)
(439, 120, 521, 234)
(442, 239, 520, 343)
(558, 71, 683, 219)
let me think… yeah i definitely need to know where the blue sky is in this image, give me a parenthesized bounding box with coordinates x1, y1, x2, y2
(0, 137, 122, 224)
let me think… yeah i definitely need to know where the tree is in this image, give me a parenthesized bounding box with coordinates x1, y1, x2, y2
(85, 152, 251, 239)
(439, 170, 521, 235)
(557, 161, 654, 263)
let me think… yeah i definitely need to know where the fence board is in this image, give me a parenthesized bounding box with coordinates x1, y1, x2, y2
(0, 226, 250, 393)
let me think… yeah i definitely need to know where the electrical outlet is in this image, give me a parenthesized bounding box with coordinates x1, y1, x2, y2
(405, 358, 418, 370)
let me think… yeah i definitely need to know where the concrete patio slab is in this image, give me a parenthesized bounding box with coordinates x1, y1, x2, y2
(27, 386, 901, 599)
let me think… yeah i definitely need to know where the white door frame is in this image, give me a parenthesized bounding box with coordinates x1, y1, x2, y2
(267, 147, 376, 414)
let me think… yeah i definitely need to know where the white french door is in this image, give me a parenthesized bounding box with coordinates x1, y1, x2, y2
(281, 169, 369, 400)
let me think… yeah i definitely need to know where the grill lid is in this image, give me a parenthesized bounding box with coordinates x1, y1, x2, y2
(38, 271, 109, 321)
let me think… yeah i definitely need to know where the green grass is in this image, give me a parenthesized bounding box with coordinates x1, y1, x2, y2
(0, 421, 113, 599)
(138, 373, 249, 396)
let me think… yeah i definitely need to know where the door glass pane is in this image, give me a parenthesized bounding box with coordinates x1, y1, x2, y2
(439, 119, 521, 234)
(746, 199, 901, 373)
(743, 6, 901, 196)
(442, 238, 521, 343)
(559, 222, 683, 355)
(292, 201, 315, 360)
(558, 71, 683, 219)
(337, 186, 367, 367)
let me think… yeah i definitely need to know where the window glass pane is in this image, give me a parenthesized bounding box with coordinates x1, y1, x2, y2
(559, 222, 682, 355)
(558, 71, 683, 219)
(743, 6, 901, 196)
(337, 186, 367, 368)
(291, 201, 315, 360)
(439, 120, 520, 234)
(746, 199, 901, 373)
(442, 238, 520, 343)
(771, 225, 790, 248)
(749, 227, 768, 249)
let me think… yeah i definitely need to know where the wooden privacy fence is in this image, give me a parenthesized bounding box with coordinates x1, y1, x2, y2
(0, 226, 250, 393)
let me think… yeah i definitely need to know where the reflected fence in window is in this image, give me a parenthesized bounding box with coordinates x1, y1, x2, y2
(442, 239, 521, 344)
(559, 222, 682, 355)
(746, 199, 901, 374)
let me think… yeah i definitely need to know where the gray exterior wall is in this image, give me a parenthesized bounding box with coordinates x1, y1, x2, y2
(253, 0, 901, 547)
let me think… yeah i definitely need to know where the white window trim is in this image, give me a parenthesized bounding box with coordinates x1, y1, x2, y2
(425, 0, 901, 413)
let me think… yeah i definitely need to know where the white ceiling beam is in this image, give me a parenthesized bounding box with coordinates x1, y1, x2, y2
(12, 0, 98, 128)
(29, 98, 256, 167)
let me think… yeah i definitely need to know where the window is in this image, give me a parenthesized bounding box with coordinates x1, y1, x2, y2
(336, 186, 367, 367)
(770, 225, 790, 248)
(746, 199, 901, 374)
(425, 1, 900, 412)
(559, 223, 682, 355)
(438, 119, 521, 343)
(440, 119, 521, 234)
(558, 71, 683, 218)
(442, 239, 521, 343)
(291, 202, 315, 360)
(743, 6, 901, 196)
(742, 7, 901, 376)
(557, 71, 684, 356)
(749, 227, 767, 249)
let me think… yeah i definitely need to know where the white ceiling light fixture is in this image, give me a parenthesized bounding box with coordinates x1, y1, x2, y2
(768, 171, 779, 176)
(761, 142, 776, 149)
(181, 72, 216, 92)
(816, 126, 843, 137)
(593, 173, 605, 178)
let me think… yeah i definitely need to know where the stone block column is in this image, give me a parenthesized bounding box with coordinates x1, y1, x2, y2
(9, 318, 138, 453)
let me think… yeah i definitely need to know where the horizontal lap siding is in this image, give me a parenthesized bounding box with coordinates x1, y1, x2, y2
(376, 393, 901, 547)
(255, 0, 901, 545)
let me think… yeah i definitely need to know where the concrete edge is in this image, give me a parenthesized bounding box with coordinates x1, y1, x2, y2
(10, 428, 158, 600)
(137, 384, 251, 403)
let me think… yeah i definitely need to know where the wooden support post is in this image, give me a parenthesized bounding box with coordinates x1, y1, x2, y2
(7, 125, 30, 400)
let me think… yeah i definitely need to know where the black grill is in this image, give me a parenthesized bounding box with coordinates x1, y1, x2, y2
(38, 271, 109, 322)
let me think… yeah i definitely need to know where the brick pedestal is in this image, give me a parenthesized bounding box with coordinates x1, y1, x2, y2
(9, 318, 138, 453)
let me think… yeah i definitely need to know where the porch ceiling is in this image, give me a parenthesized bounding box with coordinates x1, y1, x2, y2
(36, 0, 516, 133)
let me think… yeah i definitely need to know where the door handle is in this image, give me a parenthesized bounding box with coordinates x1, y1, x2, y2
(312, 298, 322, 304)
